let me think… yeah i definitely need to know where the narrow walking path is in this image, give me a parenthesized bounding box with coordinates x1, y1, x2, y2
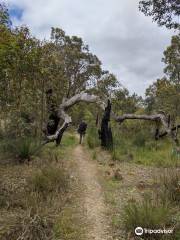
(73, 145, 110, 240)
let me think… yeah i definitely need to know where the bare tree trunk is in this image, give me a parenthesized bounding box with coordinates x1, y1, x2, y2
(99, 100, 113, 149)
(43, 90, 179, 148)
(45, 91, 104, 145)
(115, 113, 179, 146)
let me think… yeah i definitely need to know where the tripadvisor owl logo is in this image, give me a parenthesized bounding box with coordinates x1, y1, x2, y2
(135, 227, 143, 236)
(134, 226, 174, 236)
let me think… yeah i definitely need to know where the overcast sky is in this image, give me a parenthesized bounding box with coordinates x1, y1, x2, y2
(5, 0, 174, 96)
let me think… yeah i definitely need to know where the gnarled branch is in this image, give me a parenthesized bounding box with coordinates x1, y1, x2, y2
(46, 92, 105, 144)
(115, 113, 179, 146)
(44, 91, 179, 147)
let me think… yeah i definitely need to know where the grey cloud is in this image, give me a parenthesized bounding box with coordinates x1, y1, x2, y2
(6, 0, 174, 95)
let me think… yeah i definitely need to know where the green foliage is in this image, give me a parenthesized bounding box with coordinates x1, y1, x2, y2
(95, 72, 120, 98)
(145, 77, 180, 117)
(110, 123, 180, 167)
(0, 137, 41, 162)
(145, 35, 180, 118)
(15, 138, 40, 161)
(53, 208, 84, 240)
(0, 5, 106, 141)
(139, 0, 180, 29)
(29, 167, 69, 197)
(132, 132, 146, 147)
(61, 134, 76, 147)
(163, 35, 180, 84)
(112, 88, 143, 114)
(87, 126, 100, 149)
(0, 3, 10, 27)
(159, 170, 180, 204)
(123, 196, 172, 239)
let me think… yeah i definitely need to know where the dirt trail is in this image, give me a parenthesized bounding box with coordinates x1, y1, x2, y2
(73, 145, 110, 240)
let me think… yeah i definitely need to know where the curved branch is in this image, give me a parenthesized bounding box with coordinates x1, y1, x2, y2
(115, 113, 179, 146)
(44, 91, 179, 147)
(46, 92, 105, 143)
(60, 92, 105, 111)
(116, 114, 162, 123)
(159, 125, 180, 138)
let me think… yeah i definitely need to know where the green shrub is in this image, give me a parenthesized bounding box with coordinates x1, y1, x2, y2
(62, 134, 76, 147)
(0, 213, 53, 240)
(159, 170, 180, 204)
(87, 127, 100, 149)
(122, 196, 173, 239)
(15, 138, 40, 161)
(0, 137, 41, 162)
(29, 167, 69, 197)
(53, 208, 84, 240)
(111, 148, 122, 161)
(133, 132, 146, 147)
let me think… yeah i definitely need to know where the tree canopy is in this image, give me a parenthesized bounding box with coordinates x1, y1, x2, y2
(139, 0, 180, 29)
(0, 3, 179, 147)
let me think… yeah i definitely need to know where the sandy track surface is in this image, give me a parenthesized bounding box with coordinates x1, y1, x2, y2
(73, 145, 110, 240)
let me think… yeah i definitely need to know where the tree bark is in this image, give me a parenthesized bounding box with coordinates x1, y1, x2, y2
(115, 113, 179, 146)
(99, 100, 113, 149)
(44, 91, 179, 147)
(45, 91, 104, 145)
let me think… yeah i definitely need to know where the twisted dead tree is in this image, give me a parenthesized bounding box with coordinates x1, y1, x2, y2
(45, 91, 105, 145)
(44, 90, 179, 148)
(115, 113, 179, 146)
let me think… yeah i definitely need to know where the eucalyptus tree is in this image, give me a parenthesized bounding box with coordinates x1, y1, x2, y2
(139, 0, 180, 29)
(145, 35, 180, 118)
(0, 2, 11, 27)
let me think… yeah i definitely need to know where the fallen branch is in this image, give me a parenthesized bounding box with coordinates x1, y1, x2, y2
(115, 113, 179, 146)
(159, 125, 180, 138)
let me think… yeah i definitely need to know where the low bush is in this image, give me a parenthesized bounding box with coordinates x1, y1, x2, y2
(0, 137, 41, 163)
(0, 212, 53, 240)
(159, 169, 180, 204)
(15, 138, 40, 162)
(87, 127, 100, 149)
(62, 134, 76, 147)
(132, 132, 146, 147)
(111, 148, 122, 161)
(122, 196, 173, 239)
(53, 208, 84, 240)
(28, 166, 69, 197)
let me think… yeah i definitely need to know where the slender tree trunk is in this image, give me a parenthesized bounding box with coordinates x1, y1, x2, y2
(99, 100, 113, 149)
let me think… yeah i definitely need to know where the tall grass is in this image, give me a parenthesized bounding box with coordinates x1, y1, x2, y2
(28, 166, 69, 197)
(61, 134, 76, 147)
(121, 169, 180, 239)
(86, 126, 100, 149)
(109, 125, 180, 167)
(159, 169, 180, 204)
(122, 196, 173, 239)
(0, 137, 41, 163)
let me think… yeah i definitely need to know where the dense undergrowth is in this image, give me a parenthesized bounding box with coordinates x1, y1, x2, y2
(0, 133, 79, 240)
(86, 123, 180, 240)
(0, 137, 42, 163)
(122, 170, 180, 239)
(87, 121, 180, 167)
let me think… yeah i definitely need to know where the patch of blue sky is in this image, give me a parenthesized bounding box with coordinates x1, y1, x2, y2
(9, 6, 23, 20)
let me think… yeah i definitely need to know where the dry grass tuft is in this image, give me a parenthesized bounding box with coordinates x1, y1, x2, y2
(1, 212, 53, 240)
